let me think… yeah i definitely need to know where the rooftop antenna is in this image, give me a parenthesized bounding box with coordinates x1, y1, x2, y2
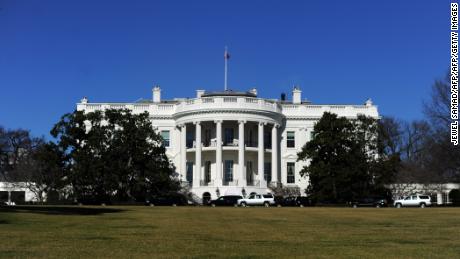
(224, 46, 230, 91)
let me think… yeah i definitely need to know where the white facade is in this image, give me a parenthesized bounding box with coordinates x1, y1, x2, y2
(388, 183, 460, 205)
(77, 87, 379, 201)
(0, 182, 40, 203)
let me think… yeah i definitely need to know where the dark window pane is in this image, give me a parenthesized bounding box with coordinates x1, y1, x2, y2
(287, 162, 295, 183)
(287, 131, 295, 148)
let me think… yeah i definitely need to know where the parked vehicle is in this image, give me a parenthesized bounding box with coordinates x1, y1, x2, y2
(393, 194, 432, 208)
(349, 197, 388, 208)
(237, 193, 276, 207)
(147, 193, 188, 206)
(208, 195, 243, 207)
(277, 196, 314, 207)
(1, 201, 16, 206)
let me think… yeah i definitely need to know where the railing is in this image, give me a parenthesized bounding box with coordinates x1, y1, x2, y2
(79, 95, 377, 119)
(223, 180, 238, 186)
(203, 140, 217, 147)
(282, 104, 378, 118)
(223, 97, 237, 103)
(202, 98, 214, 103)
(247, 180, 260, 186)
(245, 98, 258, 103)
(200, 180, 213, 186)
(223, 139, 239, 147)
(175, 96, 282, 114)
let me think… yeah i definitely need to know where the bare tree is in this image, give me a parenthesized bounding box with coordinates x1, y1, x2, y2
(0, 127, 43, 181)
(422, 72, 460, 181)
(423, 72, 452, 130)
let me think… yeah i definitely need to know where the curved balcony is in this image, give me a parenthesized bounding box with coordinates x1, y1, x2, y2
(174, 96, 282, 118)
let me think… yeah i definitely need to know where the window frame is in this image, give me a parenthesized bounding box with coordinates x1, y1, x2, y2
(287, 162, 295, 184)
(286, 131, 295, 148)
(160, 130, 170, 147)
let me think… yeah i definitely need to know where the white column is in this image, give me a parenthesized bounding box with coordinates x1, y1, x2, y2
(258, 121, 265, 186)
(437, 192, 443, 205)
(194, 121, 201, 187)
(238, 120, 246, 186)
(215, 120, 223, 186)
(271, 124, 279, 185)
(180, 124, 187, 182)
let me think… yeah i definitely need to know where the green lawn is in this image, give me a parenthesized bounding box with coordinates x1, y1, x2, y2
(1, 206, 460, 258)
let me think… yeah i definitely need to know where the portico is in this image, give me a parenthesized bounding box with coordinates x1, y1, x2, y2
(178, 119, 279, 190)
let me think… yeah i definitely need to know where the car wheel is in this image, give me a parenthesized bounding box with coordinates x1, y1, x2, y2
(241, 202, 247, 207)
(420, 203, 426, 208)
(211, 203, 216, 207)
(264, 202, 270, 207)
(352, 204, 358, 208)
(396, 203, 401, 208)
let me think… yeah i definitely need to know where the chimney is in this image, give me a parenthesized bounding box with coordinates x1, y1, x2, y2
(196, 89, 205, 98)
(292, 86, 302, 104)
(153, 85, 161, 103)
(249, 88, 257, 96)
(365, 98, 373, 107)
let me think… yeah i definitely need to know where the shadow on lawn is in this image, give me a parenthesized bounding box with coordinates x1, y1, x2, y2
(0, 206, 124, 215)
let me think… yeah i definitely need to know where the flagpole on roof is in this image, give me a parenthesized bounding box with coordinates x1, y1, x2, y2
(224, 46, 230, 91)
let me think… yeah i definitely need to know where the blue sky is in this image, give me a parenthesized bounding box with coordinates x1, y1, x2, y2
(0, 0, 451, 138)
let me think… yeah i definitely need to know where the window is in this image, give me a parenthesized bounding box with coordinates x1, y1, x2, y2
(247, 129, 255, 147)
(204, 161, 211, 183)
(224, 128, 234, 145)
(310, 131, 315, 141)
(287, 131, 295, 148)
(186, 131, 193, 148)
(160, 130, 170, 147)
(204, 129, 211, 147)
(224, 160, 233, 183)
(186, 162, 193, 184)
(246, 161, 253, 184)
(264, 130, 271, 149)
(287, 162, 295, 183)
(264, 162, 271, 182)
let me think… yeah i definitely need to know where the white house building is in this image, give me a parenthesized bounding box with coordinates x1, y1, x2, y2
(76, 86, 379, 201)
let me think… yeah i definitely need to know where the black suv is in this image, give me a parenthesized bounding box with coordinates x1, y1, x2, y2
(209, 195, 243, 207)
(277, 196, 314, 207)
(147, 193, 188, 206)
(349, 197, 388, 208)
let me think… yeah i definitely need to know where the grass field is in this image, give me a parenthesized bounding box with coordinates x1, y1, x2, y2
(1, 206, 460, 258)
